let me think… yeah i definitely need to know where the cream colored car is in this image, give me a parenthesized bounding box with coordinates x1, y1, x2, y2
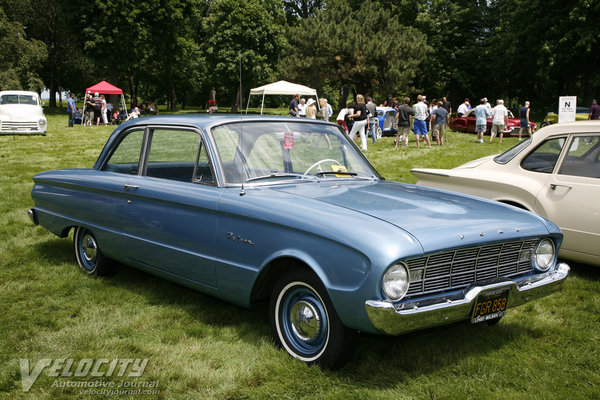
(0, 90, 47, 133)
(412, 121, 600, 266)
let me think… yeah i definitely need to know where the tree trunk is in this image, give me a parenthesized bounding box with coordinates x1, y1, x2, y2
(338, 85, 349, 110)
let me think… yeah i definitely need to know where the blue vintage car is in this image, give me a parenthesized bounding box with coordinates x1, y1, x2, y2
(375, 106, 397, 138)
(29, 115, 569, 368)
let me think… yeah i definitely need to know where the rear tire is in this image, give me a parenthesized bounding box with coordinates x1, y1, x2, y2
(73, 227, 114, 276)
(269, 269, 356, 369)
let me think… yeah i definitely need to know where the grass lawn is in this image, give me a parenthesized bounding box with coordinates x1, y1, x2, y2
(1, 110, 599, 399)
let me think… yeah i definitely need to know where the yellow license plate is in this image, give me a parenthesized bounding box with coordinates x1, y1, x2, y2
(472, 288, 510, 323)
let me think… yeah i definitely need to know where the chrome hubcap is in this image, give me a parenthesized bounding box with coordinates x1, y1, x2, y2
(290, 300, 321, 341)
(82, 234, 97, 261)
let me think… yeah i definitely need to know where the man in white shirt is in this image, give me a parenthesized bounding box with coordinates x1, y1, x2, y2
(457, 99, 470, 117)
(490, 99, 509, 143)
(411, 95, 431, 149)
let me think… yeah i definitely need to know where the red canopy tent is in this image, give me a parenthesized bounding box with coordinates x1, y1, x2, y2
(84, 81, 127, 123)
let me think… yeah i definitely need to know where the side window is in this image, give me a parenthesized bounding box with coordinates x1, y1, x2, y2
(521, 137, 566, 173)
(558, 136, 600, 178)
(103, 129, 144, 174)
(146, 129, 202, 183)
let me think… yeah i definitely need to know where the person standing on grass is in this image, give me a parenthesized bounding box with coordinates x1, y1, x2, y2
(101, 95, 108, 125)
(366, 96, 378, 144)
(298, 98, 307, 117)
(442, 96, 452, 117)
(474, 98, 489, 143)
(289, 94, 299, 117)
(490, 99, 508, 143)
(348, 94, 369, 151)
(430, 101, 449, 146)
(93, 92, 103, 126)
(67, 93, 76, 127)
(518, 101, 532, 140)
(84, 94, 94, 127)
(412, 95, 431, 149)
(395, 97, 413, 148)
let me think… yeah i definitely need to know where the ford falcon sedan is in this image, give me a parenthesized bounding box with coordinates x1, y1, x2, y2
(29, 115, 569, 368)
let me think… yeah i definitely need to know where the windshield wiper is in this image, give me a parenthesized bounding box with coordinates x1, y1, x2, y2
(245, 172, 308, 183)
(315, 171, 358, 177)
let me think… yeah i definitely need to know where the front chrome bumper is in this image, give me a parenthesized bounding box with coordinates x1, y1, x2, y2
(365, 262, 569, 335)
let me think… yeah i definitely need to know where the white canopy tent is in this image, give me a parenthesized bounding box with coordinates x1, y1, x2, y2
(246, 80, 318, 114)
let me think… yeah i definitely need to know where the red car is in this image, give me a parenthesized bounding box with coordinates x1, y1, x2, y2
(449, 111, 537, 136)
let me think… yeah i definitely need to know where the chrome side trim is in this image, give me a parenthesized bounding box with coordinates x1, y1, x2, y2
(365, 262, 569, 335)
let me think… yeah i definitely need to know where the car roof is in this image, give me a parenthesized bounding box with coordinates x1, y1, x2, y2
(111, 113, 335, 133)
(0, 90, 40, 96)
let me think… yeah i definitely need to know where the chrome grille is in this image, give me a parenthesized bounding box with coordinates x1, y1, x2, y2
(406, 239, 538, 297)
(1, 121, 39, 131)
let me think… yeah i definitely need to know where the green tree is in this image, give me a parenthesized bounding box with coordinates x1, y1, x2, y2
(203, 0, 287, 111)
(491, 0, 600, 109)
(281, 0, 429, 107)
(0, 8, 47, 91)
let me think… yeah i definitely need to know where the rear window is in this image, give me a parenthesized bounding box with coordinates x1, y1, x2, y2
(494, 137, 531, 164)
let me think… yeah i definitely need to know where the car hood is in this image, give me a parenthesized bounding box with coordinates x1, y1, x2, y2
(0, 105, 45, 120)
(274, 180, 552, 253)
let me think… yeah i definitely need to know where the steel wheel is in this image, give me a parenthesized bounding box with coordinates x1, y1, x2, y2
(73, 227, 112, 276)
(270, 269, 355, 368)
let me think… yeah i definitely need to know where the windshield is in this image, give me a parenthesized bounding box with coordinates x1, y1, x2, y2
(0, 94, 39, 105)
(211, 121, 378, 184)
(494, 137, 532, 164)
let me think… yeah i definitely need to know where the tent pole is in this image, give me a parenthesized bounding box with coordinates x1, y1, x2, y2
(245, 93, 251, 114)
(261, 93, 265, 114)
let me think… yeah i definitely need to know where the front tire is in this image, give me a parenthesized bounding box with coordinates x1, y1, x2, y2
(73, 227, 113, 276)
(269, 269, 355, 369)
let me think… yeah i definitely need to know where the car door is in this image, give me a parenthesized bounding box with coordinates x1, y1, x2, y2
(119, 127, 220, 287)
(536, 134, 600, 262)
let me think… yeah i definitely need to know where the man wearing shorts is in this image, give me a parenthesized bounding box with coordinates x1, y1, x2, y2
(430, 101, 449, 146)
(412, 95, 431, 149)
(490, 99, 508, 143)
(473, 98, 490, 143)
(518, 101, 532, 140)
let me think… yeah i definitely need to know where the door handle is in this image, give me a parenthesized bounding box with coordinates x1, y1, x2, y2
(550, 184, 572, 190)
(124, 184, 139, 191)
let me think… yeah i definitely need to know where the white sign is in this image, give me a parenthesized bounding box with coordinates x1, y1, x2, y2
(558, 96, 577, 123)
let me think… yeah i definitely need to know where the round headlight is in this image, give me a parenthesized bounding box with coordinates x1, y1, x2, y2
(39, 118, 47, 128)
(534, 239, 555, 272)
(382, 263, 409, 301)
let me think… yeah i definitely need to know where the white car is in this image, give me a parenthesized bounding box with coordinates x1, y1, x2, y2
(0, 90, 47, 133)
(412, 121, 600, 267)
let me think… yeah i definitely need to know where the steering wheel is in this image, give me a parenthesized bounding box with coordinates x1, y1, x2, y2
(303, 159, 341, 175)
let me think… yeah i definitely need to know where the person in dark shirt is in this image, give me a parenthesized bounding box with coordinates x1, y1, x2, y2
(442, 96, 452, 116)
(394, 97, 414, 148)
(93, 92, 103, 126)
(589, 100, 600, 120)
(347, 94, 369, 151)
(289, 94, 299, 117)
(518, 101, 531, 140)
